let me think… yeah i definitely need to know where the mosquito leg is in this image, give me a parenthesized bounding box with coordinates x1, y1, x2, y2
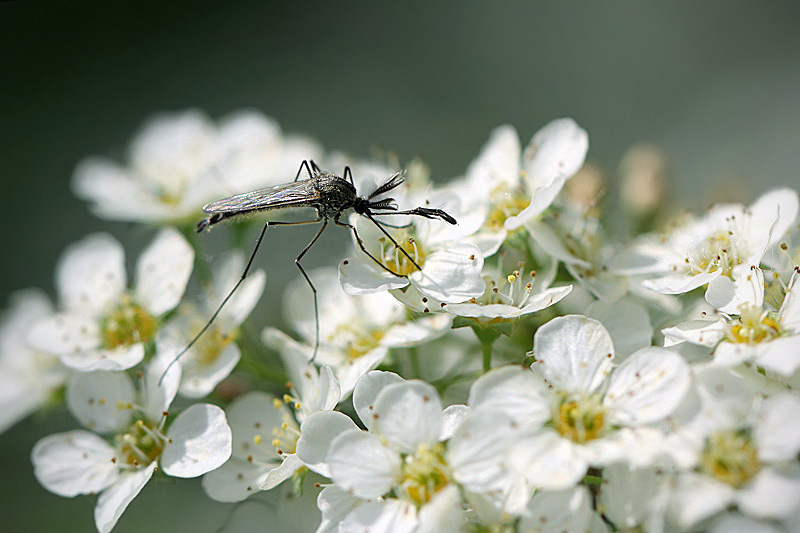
(343, 166, 354, 185)
(160, 217, 322, 384)
(334, 218, 405, 277)
(294, 220, 328, 362)
(364, 212, 423, 272)
(310, 160, 322, 173)
(293, 160, 314, 182)
(370, 217, 413, 229)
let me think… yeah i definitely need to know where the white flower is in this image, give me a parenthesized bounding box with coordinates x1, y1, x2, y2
(455, 119, 589, 256)
(161, 253, 266, 398)
(28, 229, 194, 371)
(665, 367, 800, 529)
(443, 263, 571, 321)
(294, 371, 470, 533)
(31, 354, 232, 533)
(264, 268, 450, 396)
(72, 109, 322, 225)
(0, 289, 68, 434)
(338, 190, 486, 305)
(663, 267, 800, 377)
(635, 188, 798, 312)
(469, 315, 691, 491)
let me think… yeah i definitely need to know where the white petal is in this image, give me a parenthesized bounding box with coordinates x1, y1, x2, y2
(162, 404, 232, 478)
(27, 312, 99, 356)
(508, 431, 587, 490)
(526, 221, 591, 268)
(506, 175, 568, 230)
(338, 256, 409, 295)
(417, 485, 464, 533)
(66, 371, 136, 433)
(57, 233, 126, 314)
(261, 453, 304, 490)
(737, 467, 800, 520)
(522, 118, 589, 188)
(327, 430, 401, 499)
(134, 228, 194, 316)
(339, 499, 417, 533)
(316, 484, 364, 533)
(296, 410, 358, 477)
(705, 264, 764, 313)
(178, 342, 241, 399)
(754, 335, 800, 376)
(448, 408, 520, 493)
(381, 314, 451, 347)
(519, 486, 593, 533)
(747, 188, 799, 249)
(94, 463, 156, 533)
(534, 315, 615, 394)
(465, 125, 520, 191)
(225, 391, 285, 463)
(60, 343, 145, 372)
(467, 366, 549, 426)
(662, 319, 724, 348)
(755, 394, 800, 462)
(372, 381, 442, 453)
(409, 242, 485, 303)
(201, 457, 271, 502)
(353, 370, 404, 431)
(605, 347, 691, 426)
(669, 472, 734, 529)
(779, 275, 800, 332)
(439, 404, 469, 440)
(599, 463, 660, 529)
(32, 430, 118, 497)
(642, 270, 721, 294)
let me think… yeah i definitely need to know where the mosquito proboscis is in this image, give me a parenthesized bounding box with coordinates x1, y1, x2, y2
(159, 160, 456, 383)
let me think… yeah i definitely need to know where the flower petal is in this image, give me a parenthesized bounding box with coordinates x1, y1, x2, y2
(225, 391, 285, 463)
(66, 371, 136, 433)
(605, 347, 691, 426)
(57, 233, 126, 314)
(468, 366, 549, 426)
(585, 299, 653, 358)
(372, 381, 443, 452)
(134, 228, 194, 316)
(339, 499, 417, 533)
(32, 430, 118, 497)
(518, 486, 593, 533)
(409, 242, 485, 303)
(296, 410, 358, 477)
(201, 457, 271, 502)
(327, 430, 401, 499)
(737, 467, 800, 521)
(755, 394, 800, 462)
(353, 370, 404, 431)
(94, 463, 156, 533)
(162, 404, 232, 478)
(338, 256, 409, 295)
(642, 270, 721, 295)
(261, 453, 304, 490)
(534, 315, 615, 394)
(60, 343, 145, 372)
(27, 312, 99, 356)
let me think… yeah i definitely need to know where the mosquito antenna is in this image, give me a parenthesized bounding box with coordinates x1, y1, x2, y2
(368, 172, 405, 199)
(370, 207, 457, 225)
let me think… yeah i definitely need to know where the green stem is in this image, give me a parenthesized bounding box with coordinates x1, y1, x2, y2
(408, 346, 421, 379)
(472, 326, 500, 373)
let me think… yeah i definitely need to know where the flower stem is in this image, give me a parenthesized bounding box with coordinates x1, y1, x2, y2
(472, 326, 500, 373)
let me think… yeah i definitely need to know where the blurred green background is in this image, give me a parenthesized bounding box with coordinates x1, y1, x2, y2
(2, 1, 800, 531)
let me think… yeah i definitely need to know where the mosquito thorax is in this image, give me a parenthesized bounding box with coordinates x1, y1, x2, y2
(311, 172, 358, 218)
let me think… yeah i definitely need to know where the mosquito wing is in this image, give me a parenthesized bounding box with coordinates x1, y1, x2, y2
(202, 180, 321, 214)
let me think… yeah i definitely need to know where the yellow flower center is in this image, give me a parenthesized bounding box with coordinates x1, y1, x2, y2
(100, 295, 157, 350)
(700, 430, 761, 488)
(486, 190, 530, 231)
(725, 305, 783, 345)
(114, 419, 165, 468)
(554, 394, 606, 444)
(379, 228, 426, 276)
(686, 231, 743, 277)
(398, 443, 450, 506)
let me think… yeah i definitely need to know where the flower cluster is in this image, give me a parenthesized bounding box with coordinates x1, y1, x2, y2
(3, 109, 799, 533)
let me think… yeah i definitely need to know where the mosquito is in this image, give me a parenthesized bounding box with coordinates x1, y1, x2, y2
(160, 160, 456, 382)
